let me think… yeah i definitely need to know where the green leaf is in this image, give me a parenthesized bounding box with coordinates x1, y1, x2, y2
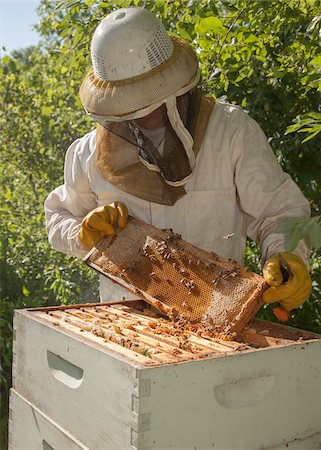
(278, 217, 321, 251)
(22, 285, 30, 296)
(197, 16, 226, 34)
(66, 0, 81, 8)
(41, 106, 54, 116)
(247, 68, 254, 78)
(285, 123, 301, 134)
(301, 129, 321, 143)
(305, 112, 321, 120)
(2, 56, 10, 64)
(245, 34, 258, 43)
(277, 217, 305, 235)
(47, 89, 54, 101)
(308, 222, 321, 250)
(4, 188, 12, 201)
(143, 349, 152, 358)
(307, 14, 321, 32)
(176, 24, 192, 41)
(310, 56, 321, 67)
(285, 226, 303, 252)
(297, 127, 317, 132)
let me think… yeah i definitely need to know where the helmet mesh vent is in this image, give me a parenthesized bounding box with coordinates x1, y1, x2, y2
(92, 54, 109, 80)
(146, 24, 173, 69)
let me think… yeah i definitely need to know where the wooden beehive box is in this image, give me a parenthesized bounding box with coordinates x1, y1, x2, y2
(9, 300, 321, 450)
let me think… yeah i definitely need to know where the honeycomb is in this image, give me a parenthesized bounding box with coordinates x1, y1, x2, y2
(84, 217, 268, 334)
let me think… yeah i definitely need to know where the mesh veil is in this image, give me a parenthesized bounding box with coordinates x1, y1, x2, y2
(96, 89, 215, 205)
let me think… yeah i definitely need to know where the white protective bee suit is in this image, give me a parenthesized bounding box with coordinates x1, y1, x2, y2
(44, 99, 310, 302)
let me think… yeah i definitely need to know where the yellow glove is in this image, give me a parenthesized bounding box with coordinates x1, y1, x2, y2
(262, 252, 312, 320)
(79, 202, 128, 250)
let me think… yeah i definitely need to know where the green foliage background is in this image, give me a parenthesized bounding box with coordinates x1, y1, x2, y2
(1, 0, 321, 447)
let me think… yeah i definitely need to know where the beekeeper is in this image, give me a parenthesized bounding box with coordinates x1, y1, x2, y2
(45, 6, 312, 317)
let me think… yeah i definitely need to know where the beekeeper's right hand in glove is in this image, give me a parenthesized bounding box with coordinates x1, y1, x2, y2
(79, 202, 128, 250)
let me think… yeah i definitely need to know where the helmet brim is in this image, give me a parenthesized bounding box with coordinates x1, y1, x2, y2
(79, 37, 199, 118)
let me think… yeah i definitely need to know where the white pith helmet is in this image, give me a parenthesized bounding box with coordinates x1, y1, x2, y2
(79, 6, 200, 119)
(91, 7, 174, 81)
(79, 7, 201, 183)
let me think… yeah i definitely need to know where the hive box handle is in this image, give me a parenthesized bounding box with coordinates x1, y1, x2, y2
(47, 351, 84, 389)
(214, 374, 275, 409)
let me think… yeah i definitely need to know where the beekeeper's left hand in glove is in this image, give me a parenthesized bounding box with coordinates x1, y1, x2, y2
(79, 202, 128, 250)
(262, 252, 312, 320)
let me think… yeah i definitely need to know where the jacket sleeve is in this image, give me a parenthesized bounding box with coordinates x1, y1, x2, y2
(44, 132, 97, 258)
(230, 109, 311, 266)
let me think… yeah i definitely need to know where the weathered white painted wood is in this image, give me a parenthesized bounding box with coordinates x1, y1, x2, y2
(9, 389, 89, 450)
(134, 342, 321, 449)
(263, 431, 321, 449)
(11, 304, 321, 450)
(13, 311, 139, 450)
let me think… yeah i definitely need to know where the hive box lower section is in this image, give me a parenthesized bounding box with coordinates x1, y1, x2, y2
(9, 389, 88, 450)
(10, 300, 321, 450)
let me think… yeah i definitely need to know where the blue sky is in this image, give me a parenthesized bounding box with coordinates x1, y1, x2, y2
(0, 0, 41, 56)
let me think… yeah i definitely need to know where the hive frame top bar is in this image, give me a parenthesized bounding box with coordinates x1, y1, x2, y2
(17, 300, 321, 369)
